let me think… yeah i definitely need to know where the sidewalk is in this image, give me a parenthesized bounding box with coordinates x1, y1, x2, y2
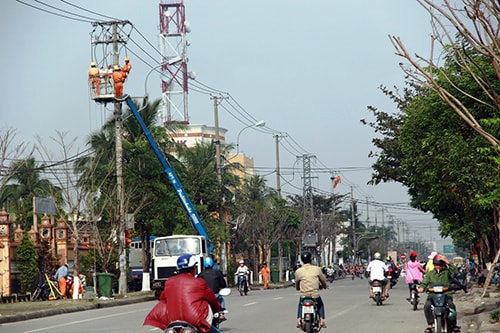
(455, 285, 500, 333)
(0, 291, 156, 324)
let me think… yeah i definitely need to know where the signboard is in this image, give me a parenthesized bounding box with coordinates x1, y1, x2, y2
(443, 245, 454, 253)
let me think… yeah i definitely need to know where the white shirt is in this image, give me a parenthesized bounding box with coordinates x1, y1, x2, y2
(366, 259, 387, 281)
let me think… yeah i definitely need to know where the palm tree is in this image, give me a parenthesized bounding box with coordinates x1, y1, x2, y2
(1, 157, 60, 231)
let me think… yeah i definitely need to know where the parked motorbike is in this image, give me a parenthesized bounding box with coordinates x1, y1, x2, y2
(299, 296, 322, 333)
(237, 273, 248, 296)
(370, 279, 386, 306)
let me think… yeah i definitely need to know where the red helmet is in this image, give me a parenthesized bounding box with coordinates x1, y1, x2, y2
(410, 251, 417, 257)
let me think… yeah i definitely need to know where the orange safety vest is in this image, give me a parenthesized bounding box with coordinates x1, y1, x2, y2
(88, 67, 99, 78)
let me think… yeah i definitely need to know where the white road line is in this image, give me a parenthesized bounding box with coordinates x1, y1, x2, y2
(243, 302, 257, 306)
(23, 310, 137, 333)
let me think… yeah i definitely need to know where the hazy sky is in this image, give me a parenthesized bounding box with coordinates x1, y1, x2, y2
(1, 1, 449, 249)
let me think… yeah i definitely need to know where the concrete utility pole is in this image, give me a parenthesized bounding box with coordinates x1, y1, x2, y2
(91, 19, 131, 296)
(274, 134, 282, 198)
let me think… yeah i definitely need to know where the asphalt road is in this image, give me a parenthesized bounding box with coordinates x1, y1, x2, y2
(1, 277, 457, 333)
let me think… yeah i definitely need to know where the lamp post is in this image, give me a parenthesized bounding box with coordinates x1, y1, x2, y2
(355, 234, 378, 264)
(236, 120, 265, 154)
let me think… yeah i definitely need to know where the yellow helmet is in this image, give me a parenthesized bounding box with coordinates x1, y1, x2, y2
(114, 65, 120, 71)
(124, 56, 130, 62)
(90, 62, 97, 67)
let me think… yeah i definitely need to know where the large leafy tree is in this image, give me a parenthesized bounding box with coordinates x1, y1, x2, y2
(366, 43, 500, 261)
(387, 0, 500, 262)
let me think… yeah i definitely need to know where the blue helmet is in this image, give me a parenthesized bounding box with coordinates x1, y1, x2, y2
(177, 254, 197, 270)
(204, 256, 214, 268)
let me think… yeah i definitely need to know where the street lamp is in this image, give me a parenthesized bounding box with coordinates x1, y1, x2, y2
(236, 120, 266, 154)
(355, 234, 378, 264)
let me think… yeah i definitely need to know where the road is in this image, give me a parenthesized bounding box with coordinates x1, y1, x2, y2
(2, 277, 453, 333)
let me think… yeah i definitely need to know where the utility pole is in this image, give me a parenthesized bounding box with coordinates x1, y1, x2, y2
(91, 19, 131, 296)
(350, 186, 355, 262)
(274, 133, 282, 198)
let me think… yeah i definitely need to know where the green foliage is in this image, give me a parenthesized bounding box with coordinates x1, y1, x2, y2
(16, 234, 38, 293)
(365, 38, 500, 258)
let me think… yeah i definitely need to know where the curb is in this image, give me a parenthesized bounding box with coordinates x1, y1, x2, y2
(0, 296, 156, 324)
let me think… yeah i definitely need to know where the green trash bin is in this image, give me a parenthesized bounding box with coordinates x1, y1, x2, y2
(97, 273, 114, 297)
(271, 270, 279, 283)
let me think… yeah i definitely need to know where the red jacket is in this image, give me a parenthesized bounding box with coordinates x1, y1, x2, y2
(143, 273, 222, 332)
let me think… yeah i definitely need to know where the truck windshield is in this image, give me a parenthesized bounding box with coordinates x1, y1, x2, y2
(155, 238, 201, 256)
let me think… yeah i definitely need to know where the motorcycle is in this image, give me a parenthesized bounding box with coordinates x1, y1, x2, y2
(165, 321, 198, 333)
(370, 279, 386, 306)
(212, 288, 231, 329)
(426, 284, 458, 333)
(299, 296, 322, 333)
(409, 280, 420, 311)
(387, 267, 399, 288)
(237, 273, 248, 296)
(166, 288, 232, 333)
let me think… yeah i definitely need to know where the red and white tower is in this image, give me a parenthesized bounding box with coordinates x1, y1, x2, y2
(159, 0, 191, 124)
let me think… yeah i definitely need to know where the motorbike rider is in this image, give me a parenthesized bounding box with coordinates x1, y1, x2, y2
(234, 259, 250, 293)
(143, 253, 223, 333)
(405, 251, 426, 302)
(366, 252, 390, 298)
(294, 251, 328, 328)
(418, 254, 460, 333)
(198, 257, 228, 309)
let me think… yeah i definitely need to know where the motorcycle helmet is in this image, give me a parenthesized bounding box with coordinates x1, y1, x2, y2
(410, 251, 417, 257)
(239, 259, 245, 264)
(300, 251, 312, 264)
(373, 252, 381, 259)
(204, 256, 214, 268)
(177, 254, 197, 270)
(386, 256, 392, 261)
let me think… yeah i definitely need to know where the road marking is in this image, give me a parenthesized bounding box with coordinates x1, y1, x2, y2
(243, 302, 257, 306)
(23, 310, 137, 332)
(272, 297, 283, 300)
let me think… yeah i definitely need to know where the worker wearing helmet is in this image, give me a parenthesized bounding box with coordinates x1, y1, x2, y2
(144, 254, 223, 333)
(88, 62, 101, 96)
(405, 251, 425, 301)
(198, 256, 227, 308)
(294, 251, 328, 328)
(121, 56, 132, 78)
(112, 65, 126, 97)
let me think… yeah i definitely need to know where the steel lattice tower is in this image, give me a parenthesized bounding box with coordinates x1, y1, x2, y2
(159, 0, 190, 124)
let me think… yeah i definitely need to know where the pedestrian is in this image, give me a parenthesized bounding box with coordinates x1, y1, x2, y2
(144, 254, 222, 333)
(259, 262, 270, 289)
(88, 62, 101, 96)
(55, 263, 68, 298)
(112, 65, 127, 98)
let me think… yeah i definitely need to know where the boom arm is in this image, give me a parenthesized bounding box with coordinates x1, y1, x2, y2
(123, 95, 214, 252)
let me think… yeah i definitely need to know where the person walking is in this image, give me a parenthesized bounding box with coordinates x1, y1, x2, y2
(259, 262, 270, 289)
(294, 251, 328, 328)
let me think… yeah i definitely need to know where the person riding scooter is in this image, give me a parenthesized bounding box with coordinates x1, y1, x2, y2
(366, 252, 390, 299)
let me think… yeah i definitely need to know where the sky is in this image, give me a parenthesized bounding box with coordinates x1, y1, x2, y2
(1, 0, 451, 251)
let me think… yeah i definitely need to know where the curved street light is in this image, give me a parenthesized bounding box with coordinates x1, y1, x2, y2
(236, 120, 266, 154)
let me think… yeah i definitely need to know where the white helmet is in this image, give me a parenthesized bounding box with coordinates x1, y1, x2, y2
(374, 252, 381, 259)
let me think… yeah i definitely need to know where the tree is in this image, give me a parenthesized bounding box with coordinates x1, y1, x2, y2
(17, 233, 38, 293)
(363, 1, 500, 263)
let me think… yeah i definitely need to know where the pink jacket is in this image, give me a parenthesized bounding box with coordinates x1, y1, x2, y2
(405, 260, 425, 284)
